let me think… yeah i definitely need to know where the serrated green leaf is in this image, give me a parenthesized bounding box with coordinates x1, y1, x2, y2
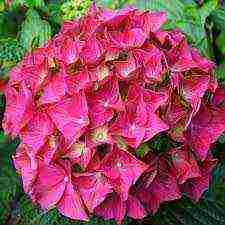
(26, 0, 45, 9)
(9, 0, 26, 10)
(19, 9, 51, 51)
(210, 6, 225, 31)
(9, 0, 46, 11)
(134, 0, 185, 20)
(216, 30, 225, 55)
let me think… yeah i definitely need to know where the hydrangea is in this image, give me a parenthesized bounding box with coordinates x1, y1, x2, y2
(4, 3, 225, 224)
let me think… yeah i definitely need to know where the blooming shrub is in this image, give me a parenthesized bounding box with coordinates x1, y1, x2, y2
(3, 3, 225, 224)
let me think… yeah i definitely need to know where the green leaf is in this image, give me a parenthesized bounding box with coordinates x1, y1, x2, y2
(210, 6, 225, 31)
(206, 164, 225, 200)
(215, 62, 225, 82)
(97, 0, 135, 9)
(216, 30, 225, 55)
(97, 0, 116, 8)
(9, 0, 26, 10)
(19, 9, 51, 51)
(48, 3, 62, 25)
(0, 138, 20, 223)
(0, 0, 4, 12)
(26, 0, 45, 9)
(0, 11, 22, 38)
(10, 0, 46, 11)
(0, 38, 25, 63)
(134, 0, 185, 20)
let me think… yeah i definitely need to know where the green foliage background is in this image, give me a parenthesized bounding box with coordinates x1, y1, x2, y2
(0, 0, 225, 225)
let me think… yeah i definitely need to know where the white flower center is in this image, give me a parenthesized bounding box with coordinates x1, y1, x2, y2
(64, 176, 69, 182)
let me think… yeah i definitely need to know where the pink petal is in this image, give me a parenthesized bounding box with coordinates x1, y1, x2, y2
(114, 53, 137, 79)
(169, 146, 201, 184)
(57, 182, 88, 221)
(65, 141, 95, 169)
(60, 38, 81, 65)
(13, 144, 37, 193)
(47, 92, 89, 143)
(66, 70, 90, 95)
(94, 193, 126, 225)
(80, 36, 104, 65)
(109, 28, 147, 48)
(100, 146, 148, 201)
(32, 162, 67, 209)
(143, 113, 169, 142)
(75, 172, 113, 212)
(181, 156, 217, 201)
(186, 104, 225, 160)
(127, 84, 168, 113)
(20, 112, 54, 152)
(86, 125, 114, 148)
(182, 73, 210, 114)
(132, 11, 167, 34)
(3, 84, 34, 136)
(87, 77, 124, 128)
(212, 87, 225, 107)
(39, 74, 67, 104)
(126, 195, 146, 219)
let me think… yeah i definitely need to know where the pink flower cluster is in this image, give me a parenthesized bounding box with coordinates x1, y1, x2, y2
(3, 4, 225, 224)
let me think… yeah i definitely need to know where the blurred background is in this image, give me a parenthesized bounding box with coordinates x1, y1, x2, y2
(0, 0, 225, 224)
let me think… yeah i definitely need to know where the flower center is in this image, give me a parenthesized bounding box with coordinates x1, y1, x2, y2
(116, 160, 123, 169)
(67, 59, 83, 75)
(64, 176, 69, 182)
(131, 124, 136, 131)
(93, 127, 108, 143)
(72, 143, 86, 156)
(99, 65, 109, 81)
(104, 101, 109, 107)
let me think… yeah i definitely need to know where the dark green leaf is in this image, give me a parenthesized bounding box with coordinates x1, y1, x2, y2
(10, 0, 46, 11)
(210, 6, 225, 31)
(216, 30, 225, 55)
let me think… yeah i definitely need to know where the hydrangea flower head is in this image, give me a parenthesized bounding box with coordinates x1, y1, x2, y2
(4, 3, 224, 224)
